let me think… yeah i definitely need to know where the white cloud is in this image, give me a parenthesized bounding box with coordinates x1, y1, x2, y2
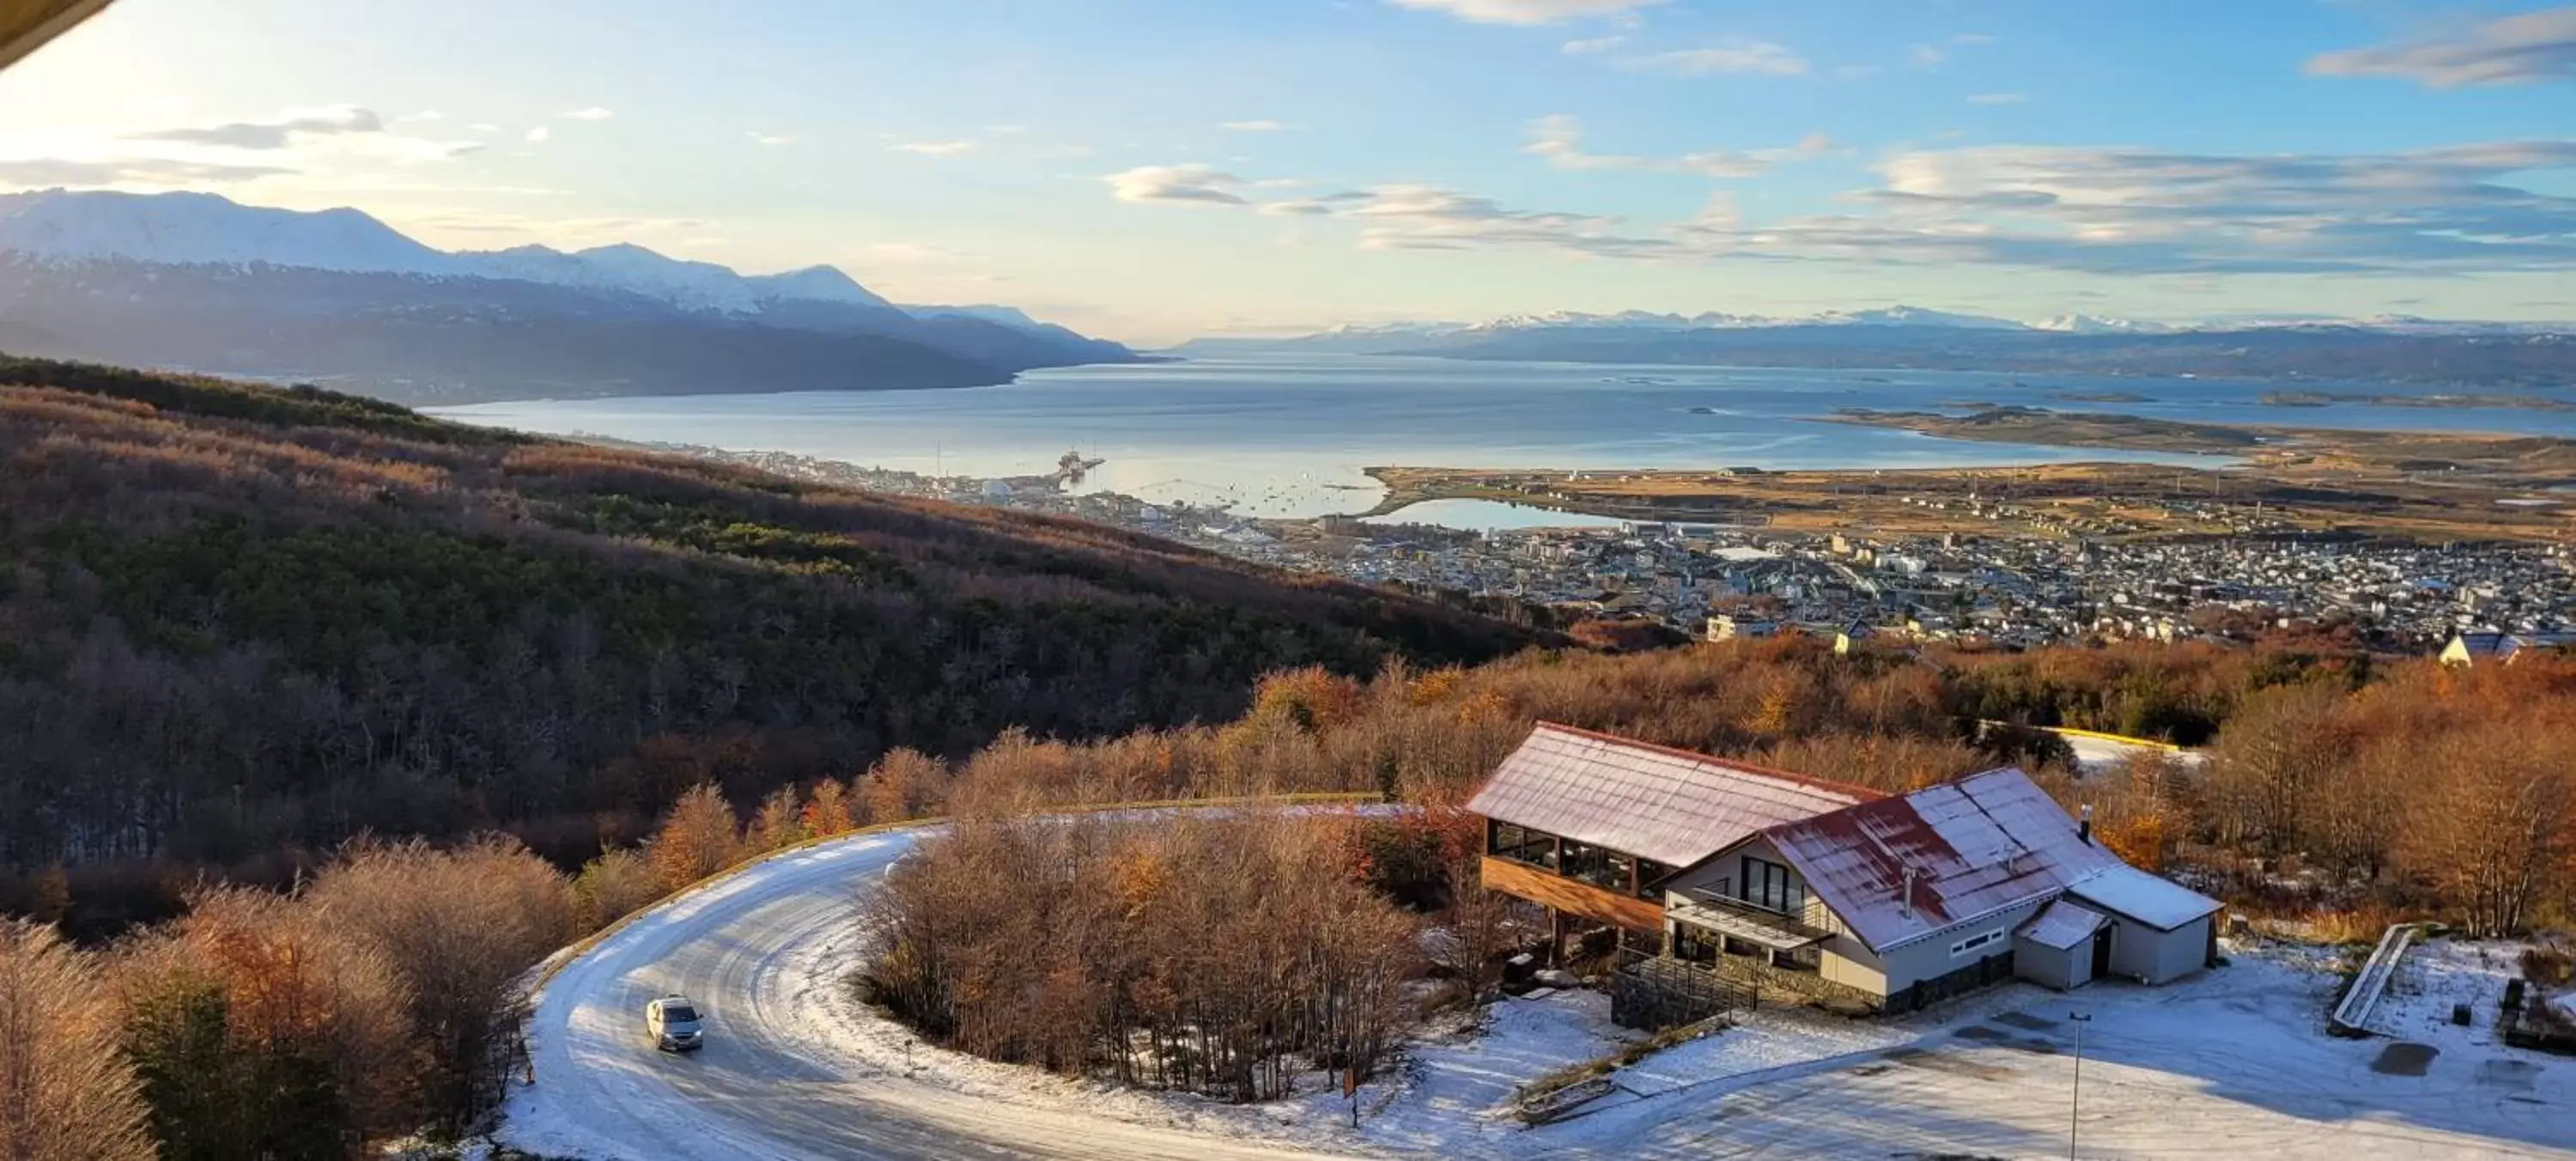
(1966, 92, 2026, 105)
(525, 126, 550, 143)
(1693, 138, 2576, 275)
(1107, 137, 2576, 277)
(985, 125, 1030, 135)
(1221, 120, 1292, 132)
(748, 131, 796, 146)
(890, 139, 977, 155)
(1383, 0, 1663, 25)
(2309, 6, 2576, 88)
(1523, 114, 1832, 177)
(1911, 33, 1995, 70)
(397, 111, 444, 123)
(1618, 41, 1809, 76)
(128, 105, 384, 150)
(1561, 35, 1626, 54)
(468, 123, 501, 134)
(559, 106, 616, 121)
(113, 105, 479, 166)
(1104, 163, 1249, 205)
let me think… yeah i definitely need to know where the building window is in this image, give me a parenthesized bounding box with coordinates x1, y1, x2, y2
(1741, 856, 1804, 915)
(1490, 823, 1557, 870)
(1634, 859, 1675, 899)
(1558, 842, 1639, 892)
(1950, 929, 2004, 958)
(1722, 935, 1765, 958)
(1771, 945, 1820, 974)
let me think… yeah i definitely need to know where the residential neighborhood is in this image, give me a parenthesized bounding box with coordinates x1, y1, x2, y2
(664, 441, 2576, 657)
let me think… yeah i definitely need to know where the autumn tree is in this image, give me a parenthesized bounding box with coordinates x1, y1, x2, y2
(802, 777, 857, 837)
(117, 888, 416, 1157)
(0, 922, 154, 1161)
(305, 836, 577, 1128)
(863, 749, 949, 824)
(649, 783, 743, 891)
(2401, 732, 2576, 937)
(573, 848, 665, 931)
(749, 785, 809, 853)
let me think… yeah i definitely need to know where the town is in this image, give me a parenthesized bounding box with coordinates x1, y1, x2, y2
(635, 441, 2576, 656)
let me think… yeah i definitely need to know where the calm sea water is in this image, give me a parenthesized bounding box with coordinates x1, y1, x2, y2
(430, 354, 2564, 530)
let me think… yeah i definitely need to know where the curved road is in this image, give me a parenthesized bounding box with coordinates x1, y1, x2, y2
(502, 829, 1349, 1160)
(505, 827, 2573, 1161)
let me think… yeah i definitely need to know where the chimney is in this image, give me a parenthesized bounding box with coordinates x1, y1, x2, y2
(2079, 803, 2094, 846)
(1899, 866, 1917, 920)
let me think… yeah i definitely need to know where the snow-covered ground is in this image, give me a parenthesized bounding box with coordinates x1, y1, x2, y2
(2372, 937, 2530, 1047)
(503, 823, 2576, 1159)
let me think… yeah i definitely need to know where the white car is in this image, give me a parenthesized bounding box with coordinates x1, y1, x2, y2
(646, 994, 705, 1052)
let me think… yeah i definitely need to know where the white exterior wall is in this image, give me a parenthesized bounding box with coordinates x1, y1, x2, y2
(1875, 898, 2050, 994)
(2013, 934, 2087, 991)
(2104, 914, 2210, 984)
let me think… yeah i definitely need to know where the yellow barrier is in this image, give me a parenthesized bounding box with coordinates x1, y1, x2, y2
(534, 790, 1387, 988)
(2041, 725, 2184, 752)
(1976, 720, 2184, 753)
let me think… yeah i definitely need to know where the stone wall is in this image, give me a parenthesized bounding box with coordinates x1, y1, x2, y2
(1710, 951, 1883, 1012)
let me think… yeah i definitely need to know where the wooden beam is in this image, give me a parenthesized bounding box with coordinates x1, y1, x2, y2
(0, 0, 116, 73)
(1481, 856, 1663, 935)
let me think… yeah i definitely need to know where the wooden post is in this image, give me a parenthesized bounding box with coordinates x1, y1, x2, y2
(1549, 908, 1568, 967)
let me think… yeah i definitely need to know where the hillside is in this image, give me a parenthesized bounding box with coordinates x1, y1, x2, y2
(0, 358, 1537, 914)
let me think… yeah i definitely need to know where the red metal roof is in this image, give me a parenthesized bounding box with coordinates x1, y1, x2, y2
(1756, 766, 2217, 952)
(1465, 722, 1880, 868)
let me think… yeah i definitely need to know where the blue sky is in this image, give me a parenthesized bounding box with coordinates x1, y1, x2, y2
(0, 0, 2571, 341)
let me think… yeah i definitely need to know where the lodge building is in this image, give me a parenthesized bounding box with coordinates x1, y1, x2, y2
(1468, 722, 2221, 1024)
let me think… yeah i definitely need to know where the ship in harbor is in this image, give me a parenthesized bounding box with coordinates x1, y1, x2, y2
(1058, 448, 1106, 483)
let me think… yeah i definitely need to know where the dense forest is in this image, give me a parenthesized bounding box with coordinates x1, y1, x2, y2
(0, 356, 1540, 932)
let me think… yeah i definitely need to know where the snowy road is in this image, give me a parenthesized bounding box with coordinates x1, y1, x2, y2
(501, 830, 1363, 1160)
(504, 825, 2574, 1160)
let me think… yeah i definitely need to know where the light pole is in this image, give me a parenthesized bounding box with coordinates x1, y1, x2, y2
(2068, 1011, 2094, 1160)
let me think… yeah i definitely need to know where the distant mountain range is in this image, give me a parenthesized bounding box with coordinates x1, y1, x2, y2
(0, 190, 1137, 404)
(1176, 308, 2574, 387)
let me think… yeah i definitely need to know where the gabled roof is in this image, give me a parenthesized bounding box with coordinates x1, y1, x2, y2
(1466, 723, 1881, 869)
(2067, 864, 2224, 932)
(1750, 767, 2219, 953)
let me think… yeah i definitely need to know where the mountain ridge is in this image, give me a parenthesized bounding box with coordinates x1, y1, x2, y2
(0, 189, 1139, 404)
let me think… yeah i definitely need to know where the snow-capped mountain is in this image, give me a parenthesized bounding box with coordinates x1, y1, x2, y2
(2033, 313, 2174, 335)
(0, 189, 1138, 405)
(0, 189, 458, 276)
(0, 189, 943, 320)
(1806, 306, 2026, 330)
(756, 265, 896, 309)
(469, 242, 765, 315)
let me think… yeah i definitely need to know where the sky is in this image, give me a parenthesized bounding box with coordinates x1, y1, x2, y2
(0, 0, 2571, 343)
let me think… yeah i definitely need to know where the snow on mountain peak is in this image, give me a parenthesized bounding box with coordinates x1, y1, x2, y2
(0, 188, 457, 276)
(2033, 313, 2173, 334)
(748, 265, 895, 309)
(0, 189, 907, 318)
